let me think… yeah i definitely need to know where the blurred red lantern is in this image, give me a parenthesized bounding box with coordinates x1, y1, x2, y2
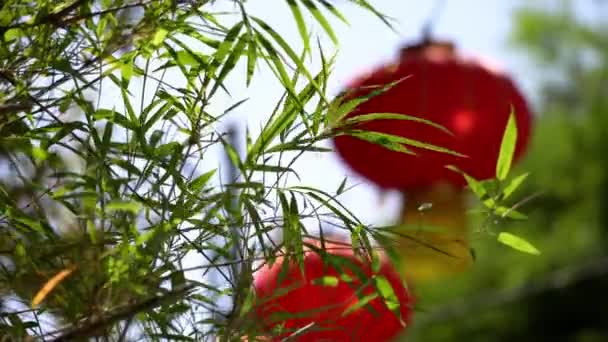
(252, 237, 414, 341)
(333, 40, 532, 189)
(332, 40, 533, 282)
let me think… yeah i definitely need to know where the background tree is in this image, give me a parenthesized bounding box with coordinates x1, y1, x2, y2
(406, 1, 608, 341)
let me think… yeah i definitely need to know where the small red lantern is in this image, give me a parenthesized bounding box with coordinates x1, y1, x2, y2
(252, 237, 414, 341)
(332, 40, 533, 282)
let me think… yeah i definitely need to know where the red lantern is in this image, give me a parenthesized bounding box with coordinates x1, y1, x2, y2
(252, 237, 414, 341)
(332, 40, 533, 282)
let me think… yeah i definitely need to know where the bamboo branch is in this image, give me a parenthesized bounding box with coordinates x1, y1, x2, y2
(48, 283, 197, 341)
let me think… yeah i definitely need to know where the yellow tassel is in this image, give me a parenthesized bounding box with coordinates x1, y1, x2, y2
(395, 183, 473, 283)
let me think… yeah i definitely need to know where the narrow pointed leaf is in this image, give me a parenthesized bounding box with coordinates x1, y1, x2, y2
(497, 232, 540, 255)
(496, 110, 518, 180)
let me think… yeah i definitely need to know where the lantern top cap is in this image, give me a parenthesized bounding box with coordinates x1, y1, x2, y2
(398, 39, 459, 64)
(397, 38, 508, 76)
(400, 39, 456, 57)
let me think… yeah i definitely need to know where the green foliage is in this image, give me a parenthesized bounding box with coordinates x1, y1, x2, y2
(496, 109, 518, 181)
(0, 0, 406, 340)
(496, 232, 540, 256)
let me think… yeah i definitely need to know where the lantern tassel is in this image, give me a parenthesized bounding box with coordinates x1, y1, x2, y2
(395, 183, 473, 283)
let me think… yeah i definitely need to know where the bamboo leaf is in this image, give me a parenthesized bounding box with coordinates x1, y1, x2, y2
(312, 276, 339, 287)
(286, 0, 310, 53)
(318, 0, 349, 25)
(106, 200, 142, 214)
(300, 0, 338, 44)
(496, 109, 518, 181)
(373, 275, 401, 315)
(246, 32, 258, 85)
(347, 130, 465, 157)
(502, 172, 530, 200)
(497, 232, 540, 255)
(189, 169, 217, 193)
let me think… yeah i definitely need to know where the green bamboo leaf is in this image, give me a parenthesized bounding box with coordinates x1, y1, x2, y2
(497, 232, 540, 255)
(143, 102, 172, 132)
(246, 32, 258, 85)
(312, 276, 339, 287)
(106, 200, 142, 214)
(206, 22, 244, 84)
(341, 112, 452, 136)
(347, 130, 465, 157)
(243, 198, 270, 260)
(285, 0, 310, 53)
(322, 253, 370, 286)
(4, 28, 24, 42)
(290, 186, 361, 227)
(121, 61, 133, 85)
(495, 206, 528, 220)
(111, 158, 142, 176)
(349, 0, 398, 32)
(318, 0, 349, 25)
(373, 275, 401, 314)
(502, 172, 530, 200)
(327, 77, 408, 125)
(300, 0, 338, 44)
(255, 32, 296, 97)
(279, 191, 304, 272)
(121, 88, 137, 124)
(446, 165, 487, 199)
(266, 142, 332, 154)
(160, 43, 210, 69)
(189, 169, 217, 193)
(189, 30, 222, 50)
(251, 18, 328, 105)
(227, 182, 265, 191)
(496, 109, 518, 181)
(155, 142, 181, 159)
(336, 177, 347, 195)
(152, 28, 169, 46)
(342, 293, 379, 317)
(252, 164, 299, 178)
(246, 50, 326, 163)
(312, 39, 334, 134)
(100, 121, 113, 155)
(8, 208, 44, 234)
(222, 138, 246, 177)
(31, 147, 48, 164)
(209, 34, 248, 97)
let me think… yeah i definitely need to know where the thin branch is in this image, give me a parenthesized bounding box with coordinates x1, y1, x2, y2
(49, 283, 197, 341)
